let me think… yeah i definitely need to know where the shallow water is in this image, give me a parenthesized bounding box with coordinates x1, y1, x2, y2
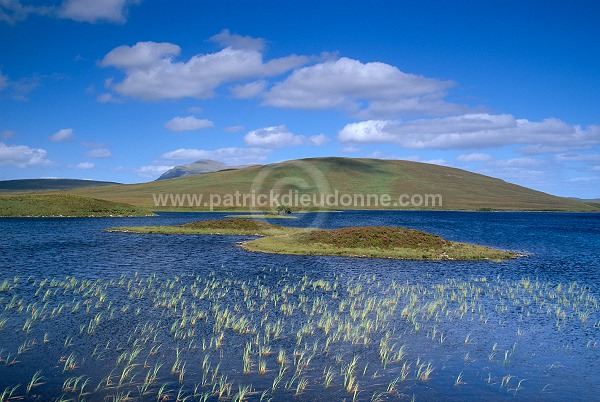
(0, 211, 598, 401)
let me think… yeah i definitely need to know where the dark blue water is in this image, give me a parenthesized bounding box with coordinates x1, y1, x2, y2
(0, 211, 598, 401)
(2, 211, 598, 288)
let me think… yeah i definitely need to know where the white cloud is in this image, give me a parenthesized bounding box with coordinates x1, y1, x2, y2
(101, 41, 181, 70)
(243, 125, 329, 148)
(49, 128, 74, 142)
(308, 134, 329, 146)
(457, 152, 493, 162)
(164, 116, 214, 132)
(100, 38, 309, 100)
(86, 148, 111, 158)
(58, 0, 139, 23)
(244, 125, 304, 148)
(0, 142, 49, 167)
(0, 71, 7, 89)
(135, 165, 174, 178)
(338, 113, 600, 151)
(339, 120, 390, 142)
(263, 57, 461, 118)
(209, 29, 266, 52)
(161, 147, 270, 165)
(75, 162, 94, 169)
(231, 80, 266, 99)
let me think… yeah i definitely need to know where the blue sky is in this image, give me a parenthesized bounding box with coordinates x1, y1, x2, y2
(1, 0, 599, 198)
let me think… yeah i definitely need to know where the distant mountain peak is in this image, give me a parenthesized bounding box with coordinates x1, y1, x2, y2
(156, 160, 248, 180)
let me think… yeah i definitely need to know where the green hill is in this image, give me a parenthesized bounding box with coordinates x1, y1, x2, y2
(68, 157, 598, 212)
(0, 193, 152, 217)
(0, 178, 120, 193)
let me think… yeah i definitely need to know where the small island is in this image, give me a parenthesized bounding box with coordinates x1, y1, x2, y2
(108, 218, 294, 236)
(108, 218, 520, 261)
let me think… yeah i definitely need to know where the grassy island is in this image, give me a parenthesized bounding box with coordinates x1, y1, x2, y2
(107, 218, 294, 236)
(0, 193, 153, 217)
(109, 218, 519, 260)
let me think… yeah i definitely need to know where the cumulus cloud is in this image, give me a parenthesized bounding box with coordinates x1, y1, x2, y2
(100, 38, 309, 101)
(161, 147, 270, 165)
(58, 0, 139, 23)
(263, 57, 461, 118)
(101, 41, 181, 70)
(86, 148, 111, 158)
(49, 128, 74, 142)
(164, 116, 214, 132)
(338, 113, 600, 151)
(0, 142, 49, 167)
(308, 133, 329, 146)
(244, 125, 303, 148)
(243, 125, 329, 148)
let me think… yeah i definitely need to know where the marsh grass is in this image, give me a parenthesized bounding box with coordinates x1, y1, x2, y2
(0, 270, 597, 400)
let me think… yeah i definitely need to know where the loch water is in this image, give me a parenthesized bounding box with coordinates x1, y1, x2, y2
(0, 211, 598, 401)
